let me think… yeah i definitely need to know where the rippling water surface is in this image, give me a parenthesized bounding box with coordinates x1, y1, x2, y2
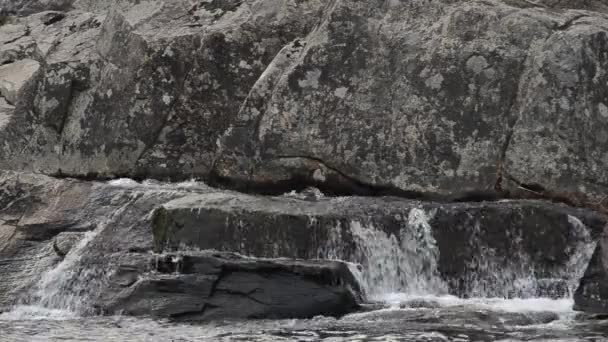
(2, 295, 607, 341)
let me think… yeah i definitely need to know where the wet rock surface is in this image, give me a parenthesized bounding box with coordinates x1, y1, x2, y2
(0, 171, 362, 320)
(574, 225, 608, 313)
(153, 191, 606, 297)
(0, 171, 604, 319)
(104, 251, 361, 320)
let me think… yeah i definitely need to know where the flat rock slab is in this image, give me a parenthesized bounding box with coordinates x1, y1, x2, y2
(103, 251, 361, 320)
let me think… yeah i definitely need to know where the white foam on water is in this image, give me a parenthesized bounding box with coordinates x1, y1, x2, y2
(370, 292, 573, 313)
(107, 178, 140, 187)
(108, 178, 209, 191)
(0, 305, 76, 321)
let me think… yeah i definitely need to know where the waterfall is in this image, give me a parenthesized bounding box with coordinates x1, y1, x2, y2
(3, 191, 145, 318)
(322, 208, 448, 301)
(321, 207, 596, 304)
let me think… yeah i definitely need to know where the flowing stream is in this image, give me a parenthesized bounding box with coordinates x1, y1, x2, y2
(0, 184, 605, 341)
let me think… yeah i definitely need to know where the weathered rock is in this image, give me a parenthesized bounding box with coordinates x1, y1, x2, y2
(103, 251, 361, 320)
(574, 225, 608, 313)
(0, 59, 40, 105)
(0, 0, 603, 205)
(0, 0, 326, 180)
(0, 0, 74, 15)
(214, 0, 608, 201)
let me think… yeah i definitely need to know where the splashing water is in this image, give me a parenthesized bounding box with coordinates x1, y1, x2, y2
(3, 192, 145, 318)
(320, 206, 596, 311)
(321, 208, 448, 301)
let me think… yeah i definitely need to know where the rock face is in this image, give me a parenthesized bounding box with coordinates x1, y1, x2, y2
(0, 0, 325, 180)
(1, 0, 608, 318)
(215, 0, 608, 201)
(574, 225, 608, 313)
(0, 171, 361, 320)
(0, 0, 605, 203)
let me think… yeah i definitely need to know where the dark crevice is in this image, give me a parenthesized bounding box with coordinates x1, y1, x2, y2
(52, 238, 67, 258)
(207, 156, 511, 203)
(554, 14, 589, 31)
(56, 81, 75, 137)
(42, 12, 65, 26)
(212, 288, 270, 306)
(495, 26, 542, 192)
(504, 172, 608, 217)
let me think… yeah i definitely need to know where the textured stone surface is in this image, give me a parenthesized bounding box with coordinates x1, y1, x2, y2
(0, 0, 605, 203)
(216, 0, 608, 200)
(0, 0, 325, 180)
(0, 172, 361, 320)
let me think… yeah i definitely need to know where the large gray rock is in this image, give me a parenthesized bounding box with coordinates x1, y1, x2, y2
(0, 0, 605, 204)
(0, 170, 604, 317)
(215, 0, 608, 201)
(0, 0, 326, 180)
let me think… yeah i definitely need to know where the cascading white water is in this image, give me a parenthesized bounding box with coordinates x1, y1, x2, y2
(2, 191, 147, 319)
(321, 207, 597, 308)
(321, 207, 448, 301)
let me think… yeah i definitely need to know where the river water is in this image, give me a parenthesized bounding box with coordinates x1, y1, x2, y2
(0, 183, 607, 341)
(1, 296, 607, 341)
